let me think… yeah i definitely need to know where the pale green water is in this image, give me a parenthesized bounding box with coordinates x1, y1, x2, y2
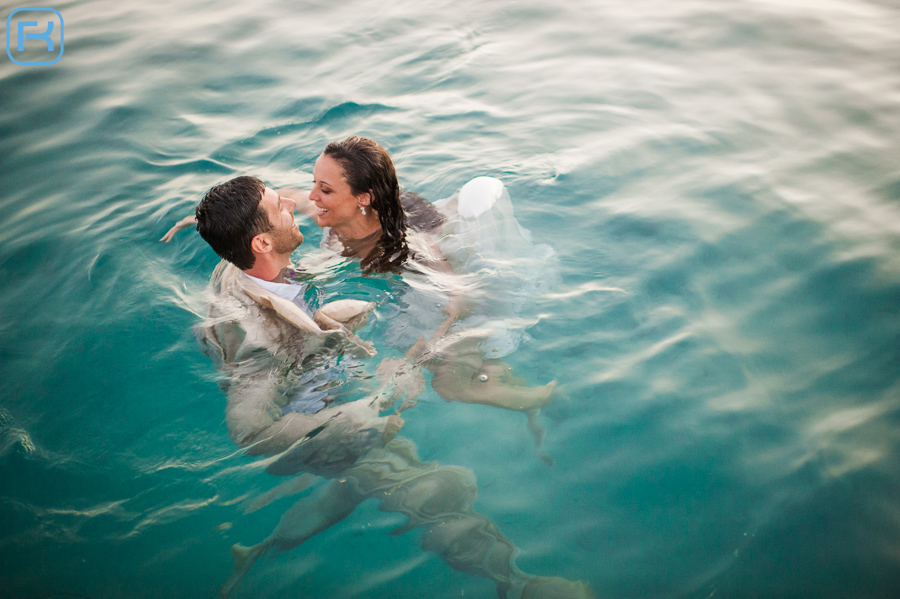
(2, 0, 900, 598)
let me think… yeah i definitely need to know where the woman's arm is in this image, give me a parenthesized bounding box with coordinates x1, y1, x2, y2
(429, 246, 470, 343)
(160, 187, 313, 243)
(276, 187, 316, 218)
(160, 214, 197, 242)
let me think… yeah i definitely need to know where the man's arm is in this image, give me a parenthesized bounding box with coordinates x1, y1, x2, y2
(224, 369, 397, 457)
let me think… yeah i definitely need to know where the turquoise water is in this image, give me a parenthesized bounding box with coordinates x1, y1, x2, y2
(2, 0, 900, 597)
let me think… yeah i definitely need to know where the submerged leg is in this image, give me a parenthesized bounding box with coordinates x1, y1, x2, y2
(428, 347, 557, 463)
(220, 544, 266, 598)
(343, 438, 590, 598)
(428, 341, 557, 413)
(521, 576, 597, 599)
(266, 478, 364, 553)
(243, 473, 318, 514)
(220, 478, 364, 597)
(420, 513, 530, 598)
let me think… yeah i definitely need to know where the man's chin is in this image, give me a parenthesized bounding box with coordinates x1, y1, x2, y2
(274, 235, 303, 255)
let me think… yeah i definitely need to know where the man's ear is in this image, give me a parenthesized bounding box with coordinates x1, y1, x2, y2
(250, 232, 272, 255)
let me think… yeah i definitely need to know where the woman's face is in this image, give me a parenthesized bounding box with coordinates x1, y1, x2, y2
(309, 153, 369, 230)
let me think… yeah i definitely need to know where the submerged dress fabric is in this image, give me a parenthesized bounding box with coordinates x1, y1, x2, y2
(382, 177, 558, 358)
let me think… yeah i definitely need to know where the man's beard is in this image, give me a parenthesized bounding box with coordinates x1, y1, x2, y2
(272, 227, 303, 255)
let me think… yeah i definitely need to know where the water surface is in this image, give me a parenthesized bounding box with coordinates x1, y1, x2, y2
(2, 0, 900, 597)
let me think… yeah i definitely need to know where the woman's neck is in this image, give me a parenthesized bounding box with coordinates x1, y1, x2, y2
(332, 214, 381, 243)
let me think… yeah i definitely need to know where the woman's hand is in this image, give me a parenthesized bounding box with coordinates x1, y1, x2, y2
(276, 187, 316, 217)
(160, 215, 197, 243)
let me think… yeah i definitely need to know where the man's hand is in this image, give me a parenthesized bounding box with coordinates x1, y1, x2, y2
(160, 215, 197, 242)
(375, 355, 426, 412)
(382, 414, 405, 444)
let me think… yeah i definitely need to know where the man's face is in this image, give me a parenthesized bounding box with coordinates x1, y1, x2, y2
(259, 186, 303, 254)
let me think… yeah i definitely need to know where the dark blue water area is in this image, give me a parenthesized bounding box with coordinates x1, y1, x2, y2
(3, 0, 900, 598)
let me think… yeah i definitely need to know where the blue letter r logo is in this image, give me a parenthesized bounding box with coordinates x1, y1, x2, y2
(7, 8, 64, 66)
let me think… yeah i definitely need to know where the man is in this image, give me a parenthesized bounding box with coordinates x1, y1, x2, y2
(196, 176, 384, 454)
(194, 176, 594, 599)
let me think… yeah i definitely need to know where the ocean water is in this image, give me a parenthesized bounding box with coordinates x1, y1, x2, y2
(2, 0, 900, 597)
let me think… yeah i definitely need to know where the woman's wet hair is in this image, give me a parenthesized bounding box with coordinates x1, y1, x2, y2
(401, 190, 445, 233)
(195, 176, 270, 270)
(324, 136, 409, 274)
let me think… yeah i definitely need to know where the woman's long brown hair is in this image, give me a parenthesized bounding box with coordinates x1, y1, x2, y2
(323, 136, 409, 274)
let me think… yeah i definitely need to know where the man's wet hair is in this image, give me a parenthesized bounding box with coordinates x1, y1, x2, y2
(195, 176, 271, 270)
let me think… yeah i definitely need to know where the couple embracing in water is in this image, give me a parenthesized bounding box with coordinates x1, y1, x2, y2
(165, 136, 593, 598)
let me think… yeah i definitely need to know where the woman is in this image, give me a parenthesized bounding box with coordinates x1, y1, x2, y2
(307, 135, 436, 274)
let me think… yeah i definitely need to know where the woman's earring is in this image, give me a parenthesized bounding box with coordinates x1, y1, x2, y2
(360, 206, 367, 216)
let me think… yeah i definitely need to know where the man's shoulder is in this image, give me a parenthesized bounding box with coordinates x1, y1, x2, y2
(205, 261, 323, 337)
(200, 270, 314, 366)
